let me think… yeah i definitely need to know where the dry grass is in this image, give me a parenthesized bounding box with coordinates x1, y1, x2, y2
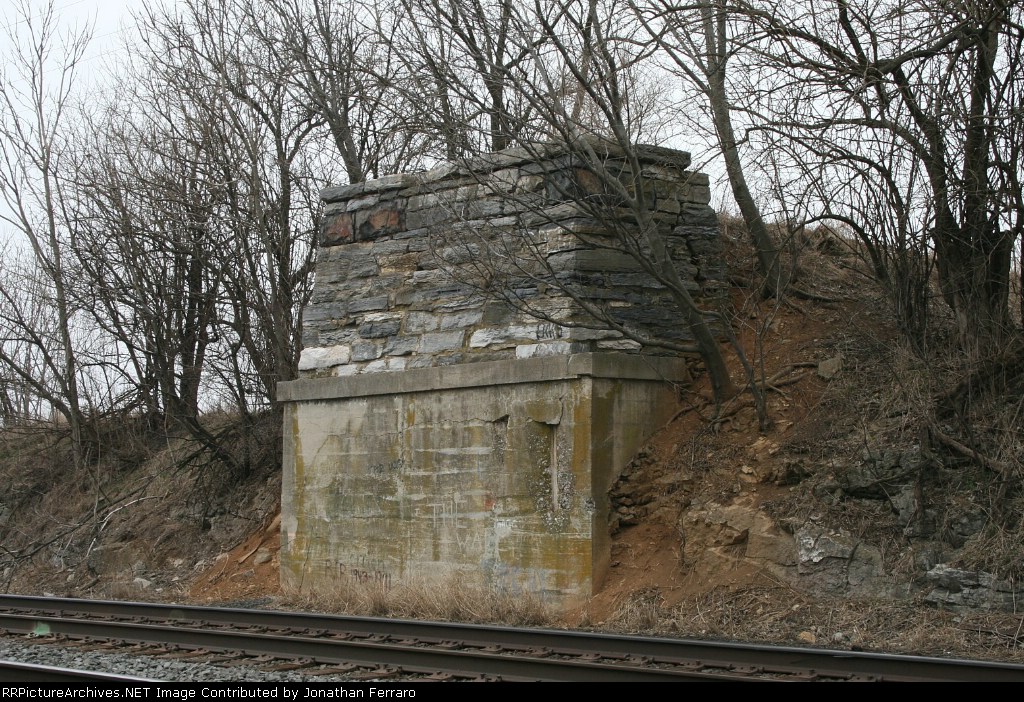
(0, 409, 282, 598)
(94, 577, 188, 603)
(604, 587, 663, 633)
(601, 583, 1024, 662)
(876, 336, 1024, 582)
(283, 572, 557, 627)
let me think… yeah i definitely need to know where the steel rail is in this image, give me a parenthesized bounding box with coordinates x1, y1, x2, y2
(1, 595, 1023, 681)
(0, 659, 157, 683)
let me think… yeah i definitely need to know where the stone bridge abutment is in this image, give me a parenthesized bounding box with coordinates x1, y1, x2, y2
(278, 142, 722, 600)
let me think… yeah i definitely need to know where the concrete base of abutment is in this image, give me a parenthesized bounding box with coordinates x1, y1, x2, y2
(277, 352, 688, 602)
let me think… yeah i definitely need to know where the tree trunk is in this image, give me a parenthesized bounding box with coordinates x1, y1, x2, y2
(935, 226, 1013, 350)
(701, 2, 784, 298)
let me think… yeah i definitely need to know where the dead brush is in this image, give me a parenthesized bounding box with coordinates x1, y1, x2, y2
(668, 585, 798, 641)
(953, 518, 1024, 587)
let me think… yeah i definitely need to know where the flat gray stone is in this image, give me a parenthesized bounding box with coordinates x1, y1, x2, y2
(351, 340, 382, 361)
(384, 336, 419, 356)
(358, 320, 401, 338)
(420, 331, 464, 353)
(439, 311, 483, 330)
(817, 355, 843, 379)
(404, 312, 439, 333)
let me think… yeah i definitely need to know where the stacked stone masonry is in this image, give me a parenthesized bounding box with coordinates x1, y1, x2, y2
(298, 142, 724, 378)
(280, 142, 723, 601)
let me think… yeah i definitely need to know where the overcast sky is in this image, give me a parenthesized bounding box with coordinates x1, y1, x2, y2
(1, 0, 163, 88)
(0, 0, 163, 246)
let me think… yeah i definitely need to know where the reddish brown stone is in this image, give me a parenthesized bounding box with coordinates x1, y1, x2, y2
(356, 207, 404, 241)
(320, 213, 353, 247)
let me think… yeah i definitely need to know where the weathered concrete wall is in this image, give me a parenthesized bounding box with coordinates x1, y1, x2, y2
(280, 355, 686, 597)
(280, 142, 720, 601)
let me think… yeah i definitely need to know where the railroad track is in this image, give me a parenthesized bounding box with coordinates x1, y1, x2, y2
(0, 595, 1022, 682)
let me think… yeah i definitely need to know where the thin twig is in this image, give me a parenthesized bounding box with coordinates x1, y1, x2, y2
(931, 426, 1011, 476)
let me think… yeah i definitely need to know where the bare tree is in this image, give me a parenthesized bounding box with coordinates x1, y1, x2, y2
(0, 247, 67, 426)
(135, 0, 321, 422)
(630, 0, 787, 297)
(734, 0, 1024, 349)
(45, 0, 330, 476)
(0, 0, 92, 460)
(254, 0, 430, 183)
(75, 90, 226, 427)
(392, 0, 553, 156)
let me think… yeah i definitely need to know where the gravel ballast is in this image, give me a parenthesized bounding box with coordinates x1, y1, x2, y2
(0, 636, 375, 682)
